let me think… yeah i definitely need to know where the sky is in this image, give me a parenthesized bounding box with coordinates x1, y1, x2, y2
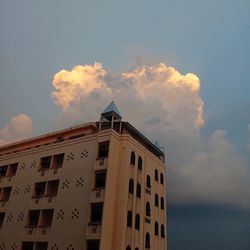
(0, 0, 250, 249)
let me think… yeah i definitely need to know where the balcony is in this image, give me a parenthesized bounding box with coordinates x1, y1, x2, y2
(90, 188, 105, 202)
(86, 222, 102, 238)
(25, 209, 53, 236)
(94, 158, 108, 170)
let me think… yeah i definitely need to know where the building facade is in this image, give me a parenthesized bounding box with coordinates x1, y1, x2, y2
(0, 102, 167, 250)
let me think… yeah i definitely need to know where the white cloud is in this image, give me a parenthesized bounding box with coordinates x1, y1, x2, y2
(51, 62, 250, 207)
(0, 114, 33, 146)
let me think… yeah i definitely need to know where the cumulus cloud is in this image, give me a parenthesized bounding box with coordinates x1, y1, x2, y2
(0, 114, 33, 146)
(51, 62, 250, 207)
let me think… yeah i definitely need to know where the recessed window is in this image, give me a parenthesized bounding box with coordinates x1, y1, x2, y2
(160, 173, 164, 185)
(40, 156, 52, 170)
(129, 179, 134, 194)
(146, 202, 151, 217)
(52, 153, 64, 168)
(98, 141, 109, 158)
(130, 151, 135, 165)
(155, 221, 159, 235)
(161, 197, 164, 210)
(86, 240, 99, 250)
(0, 212, 5, 229)
(91, 203, 103, 223)
(155, 169, 158, 181)
(33, 182, 46, 197)
(161, 224, 165, 238)
(0, 187, 12, 201)
(95, 171, 106, 188)
(0, 165, 8, 178)
(155, 194, 159, 207)
(39, 209, 54, 227)
(138, 156, 142, 170)
(126, 246, 131, 250)
(22, 242, 34, 250)
(127, 210, 132, 227)
(136, 183, 141, 198)
(27, 210, 40, 227)
(146, 175, 151, 188)
(145, 233, 150, 248)
(135, 214, 140, 230)
(7, 163, 18, 177)
(35, 242, 48, 250)
(46, 180, 59, 197)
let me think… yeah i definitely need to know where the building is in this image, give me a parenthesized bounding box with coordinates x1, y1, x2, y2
(0, 101, 167, 250)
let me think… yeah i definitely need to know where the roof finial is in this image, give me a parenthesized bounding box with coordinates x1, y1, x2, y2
(102, 101, 121, 116)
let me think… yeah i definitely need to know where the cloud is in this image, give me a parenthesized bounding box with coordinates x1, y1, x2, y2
(0, 114, 33, 146)
(51, 62, 250, 207)
(174, 130, 250, 207)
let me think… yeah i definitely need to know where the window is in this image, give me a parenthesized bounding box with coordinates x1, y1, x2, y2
(39, 209, 54, 227)
(0, 187, 12, 201)
(52, 153, 64, 168)
(22, 242, 34, 250)
(138, 156, 142, 170)
(0, 212, 5, 229)
(160, 173, 164, 185)
(7, 163, 18, 177)
(154, 221, 159, 235)
(91, 203, 103, 223)
(146, 202, 151, 217)
(40, 156, 52, 170)
(126, 246, 131, 250)
(35, 242, 48, 250)
(46, 180, 59, 197)
(136, 183, 141, 198)
(98, 141, 109, 158)
(87, 240, 99, 250)
(155, 169, 158, 181)
(87, 240, 100, 250)
(155, 194, 159, 207)
(129, 179, 134, 194)
(135, 214, 140, 230)
(130, 151, 135, 165)
(127, 210, 132, 227)
(161, 197, 164, 210)
(135, 248, 139, 250)
(95, 171, 106, 188)
(0, 165, 7, 178)
(145, 233, 150, 248)
(146, 175, 151, 188)
(33, 182, 46, 197)
(161, 224, 165, 238)
(27, 210, 40, 227)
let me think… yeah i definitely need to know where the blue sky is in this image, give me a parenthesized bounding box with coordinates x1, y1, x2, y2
(1, 0, 250, 248)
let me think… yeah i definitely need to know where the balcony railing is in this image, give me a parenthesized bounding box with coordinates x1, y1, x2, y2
(90, 188, 105, 202)
(86, 222, 102, 238)
(94, 158, 108, 170)
(25, 225, 51, 236)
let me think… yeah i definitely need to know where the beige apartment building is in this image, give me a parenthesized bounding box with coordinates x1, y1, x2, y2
(0, 102, 167, 250)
